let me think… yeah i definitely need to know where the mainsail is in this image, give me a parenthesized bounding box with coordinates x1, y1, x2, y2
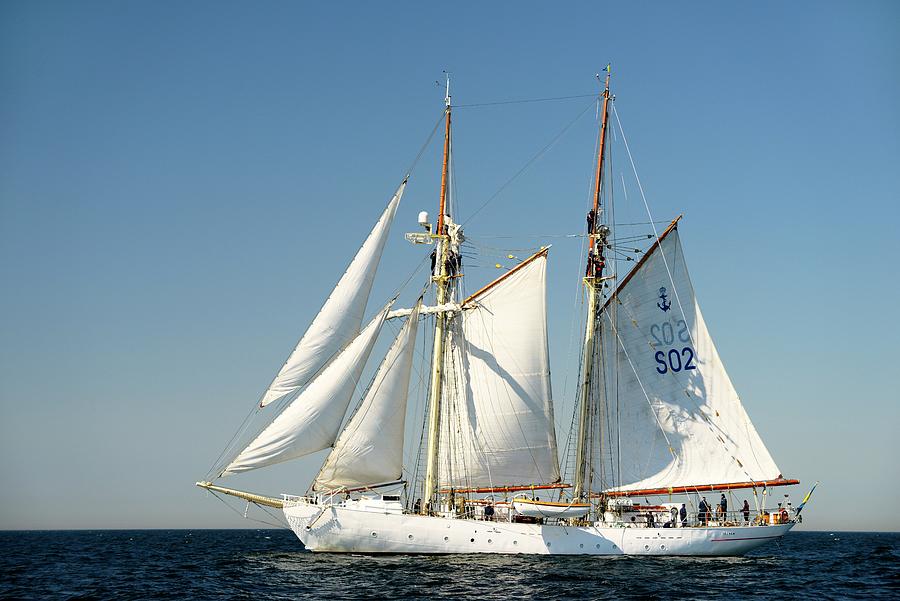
(596, 225, 781, 493)
(438, 250, 561, 489)
(259, 180, 406, 407)
(222, 306, 389, 476)
(313, 300, 422, 490)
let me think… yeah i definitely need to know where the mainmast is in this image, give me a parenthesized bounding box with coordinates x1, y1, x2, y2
(422, 74, 453, 512)
(573, 65, 612, 501)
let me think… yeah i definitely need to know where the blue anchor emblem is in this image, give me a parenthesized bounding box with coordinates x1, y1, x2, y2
(657, 286, 672, 312)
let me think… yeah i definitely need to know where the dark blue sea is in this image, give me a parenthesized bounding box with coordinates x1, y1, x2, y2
(1, 530, 897, 599)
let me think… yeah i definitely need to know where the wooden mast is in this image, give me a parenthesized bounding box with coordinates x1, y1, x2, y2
(573, 65, 612, 502)
(592, 65, 612, 218)
(422, 75, 452, 512)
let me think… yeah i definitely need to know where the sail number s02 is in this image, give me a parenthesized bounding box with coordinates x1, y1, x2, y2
(650, 320, 697, 374)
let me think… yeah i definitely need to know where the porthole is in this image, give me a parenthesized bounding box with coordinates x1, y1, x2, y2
(443, 536, 449, 542)
(488, 539, 492, 544)
(579, 543, 584, 548)
(408, 534, 414, 540)
(470, 538, 475, 542)
(596, 544, 601, 549)
(513, 540, 518, 545)
(660, 544, 666, 550)
(371, 532, 377, 537)
(547, 542, 552, 548)
(644, 544, 650, 551)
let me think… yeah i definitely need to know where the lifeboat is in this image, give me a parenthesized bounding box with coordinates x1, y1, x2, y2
(511, 498, 591, 519)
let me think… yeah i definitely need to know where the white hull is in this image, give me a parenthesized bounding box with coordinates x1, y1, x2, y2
(284, 500, 793, 556)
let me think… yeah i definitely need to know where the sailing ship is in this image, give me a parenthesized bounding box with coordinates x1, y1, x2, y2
(197, 70, 809, 555)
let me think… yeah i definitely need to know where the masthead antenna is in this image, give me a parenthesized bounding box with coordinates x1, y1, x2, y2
(444, 71, 451, 108)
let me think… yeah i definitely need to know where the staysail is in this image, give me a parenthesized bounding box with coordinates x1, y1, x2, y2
(438, 250, 561, 489)
(596, 225, 781, 493)
(259, 180, 406, 407)
(222, 306, 389, 476)
(313, 300, 422, 490)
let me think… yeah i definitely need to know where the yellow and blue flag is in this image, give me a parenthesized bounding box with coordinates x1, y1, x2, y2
(796, 481, 819, 515)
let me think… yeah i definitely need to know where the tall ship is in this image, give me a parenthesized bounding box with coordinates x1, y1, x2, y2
(198, 70, 811, 555)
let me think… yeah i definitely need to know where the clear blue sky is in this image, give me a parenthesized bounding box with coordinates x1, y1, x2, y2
(1, 1, 897, 530)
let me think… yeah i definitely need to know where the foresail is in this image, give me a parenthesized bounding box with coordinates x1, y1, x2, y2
(259, 180, 406, 407)
(596, 226, 781, 493)
(438, 250, 561, 489)
(222, 307, 389, 476)
(313, 300, 421, 491)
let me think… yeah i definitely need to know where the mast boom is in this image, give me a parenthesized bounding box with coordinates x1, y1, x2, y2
(603, 478, 800, 498)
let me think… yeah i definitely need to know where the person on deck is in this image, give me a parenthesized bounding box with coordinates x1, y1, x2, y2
(484, 503, 495, 522)
(680, 503, 688, 528)
(742, 500, 751, 524)
(699, 497, 709, 525)
(720, 494, 728, 520)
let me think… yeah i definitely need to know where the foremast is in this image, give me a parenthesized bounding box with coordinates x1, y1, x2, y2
(422, 75, 453, 512)
(573, 66, 612, 502)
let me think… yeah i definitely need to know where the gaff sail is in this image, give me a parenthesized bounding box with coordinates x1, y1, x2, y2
(596, 225, 782, 494)
(438, 249, 561, 489)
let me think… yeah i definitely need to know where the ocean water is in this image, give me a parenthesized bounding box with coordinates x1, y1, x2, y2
(1, 530, 897, 600)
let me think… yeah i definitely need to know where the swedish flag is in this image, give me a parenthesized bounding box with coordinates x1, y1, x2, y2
(796, 481, 819, 515)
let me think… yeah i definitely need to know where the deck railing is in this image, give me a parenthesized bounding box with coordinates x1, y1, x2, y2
(284, 493, 796, 528)
(616, 507, 794, 528)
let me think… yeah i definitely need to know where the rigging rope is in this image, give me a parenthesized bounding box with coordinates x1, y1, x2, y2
(206, 107, 451, 482)
(561, 108, 602, 494)
(462, 97, 598, 226)
(207, 490, 288, 530)
(454, 93, 598, 109)
(612, 103, 695, 349)
(404, 109, 450, 179)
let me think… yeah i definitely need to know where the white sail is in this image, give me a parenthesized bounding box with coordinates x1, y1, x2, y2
(596, 227, 781, 493)
(222, 307, 389, 476)
(313, 300, 422, 491)
(438, 251, 561, 488)
(259, 180, 406, 407)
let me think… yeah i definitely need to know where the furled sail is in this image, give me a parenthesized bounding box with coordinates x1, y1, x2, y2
(313, 300, 422, 490)
(222, 307, 389, 476)
(438, 250, 561, 488)
(259, 180, 406, 407)
(595, 225, 781, 493)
